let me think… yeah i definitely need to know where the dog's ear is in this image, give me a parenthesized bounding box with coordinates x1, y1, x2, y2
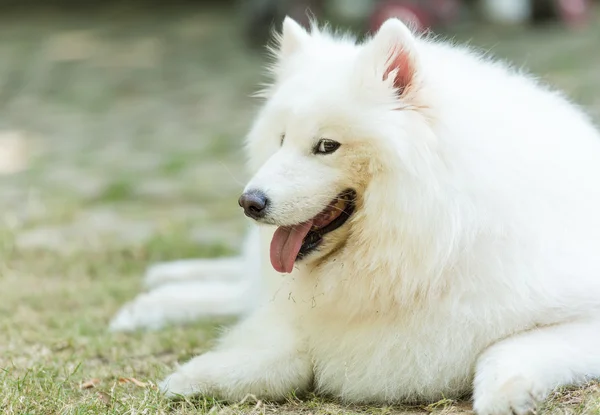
(276, 17, 310, 59)
(257, 17, 311, 99)
(363, 18, 419, 97)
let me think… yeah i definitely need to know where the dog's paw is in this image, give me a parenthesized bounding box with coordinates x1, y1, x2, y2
(473, 375, 545, 415)
(158, 353, 233, 401)
(159, 370, 207, 398)
(110, 280, 252, 333)
(109, 294, 169, 332)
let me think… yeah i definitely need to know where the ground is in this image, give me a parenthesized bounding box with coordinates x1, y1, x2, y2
(1, 4, 600, 414)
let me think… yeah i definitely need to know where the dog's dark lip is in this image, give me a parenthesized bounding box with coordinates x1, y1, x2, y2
(296, 189, 356, 260)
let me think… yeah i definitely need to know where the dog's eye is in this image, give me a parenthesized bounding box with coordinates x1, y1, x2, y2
(280, 134, 285, 146)
(315, 139, 341, 155)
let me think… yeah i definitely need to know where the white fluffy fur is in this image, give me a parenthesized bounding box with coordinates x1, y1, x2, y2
(115, 17, 600, 415)
(109, 227, 262, 332)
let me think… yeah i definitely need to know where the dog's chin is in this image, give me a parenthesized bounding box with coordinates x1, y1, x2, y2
(268, 189, 357, 274)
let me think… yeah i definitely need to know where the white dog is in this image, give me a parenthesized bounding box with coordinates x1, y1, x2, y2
(113, 17, 600, 415)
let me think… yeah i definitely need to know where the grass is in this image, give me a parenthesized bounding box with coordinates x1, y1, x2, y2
(0, 3, 600, 414)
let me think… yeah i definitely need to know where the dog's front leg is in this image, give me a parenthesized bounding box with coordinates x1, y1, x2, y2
(159, 302, 312, 402)
(473, 318, 600, 415)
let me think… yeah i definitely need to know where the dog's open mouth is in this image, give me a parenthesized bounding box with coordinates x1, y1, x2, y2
(270, 189, 356, 273)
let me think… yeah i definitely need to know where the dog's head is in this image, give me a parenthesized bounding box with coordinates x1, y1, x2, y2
(239, 17, 434, 274)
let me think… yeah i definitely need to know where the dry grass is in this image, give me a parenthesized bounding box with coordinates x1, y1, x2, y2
(1, 4, 600, 414)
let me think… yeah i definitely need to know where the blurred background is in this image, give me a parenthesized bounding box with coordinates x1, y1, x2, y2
(0, 0, 599, 412)
(1, 0, 598, 265)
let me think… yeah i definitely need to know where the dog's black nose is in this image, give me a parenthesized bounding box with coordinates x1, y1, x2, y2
(238, 190, 269, 220)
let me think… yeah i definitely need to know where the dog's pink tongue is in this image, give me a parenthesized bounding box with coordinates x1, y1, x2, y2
(270, 221, 313, 273)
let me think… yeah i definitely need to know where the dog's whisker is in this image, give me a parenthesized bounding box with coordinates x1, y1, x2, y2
(219, 161, 246, 187)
